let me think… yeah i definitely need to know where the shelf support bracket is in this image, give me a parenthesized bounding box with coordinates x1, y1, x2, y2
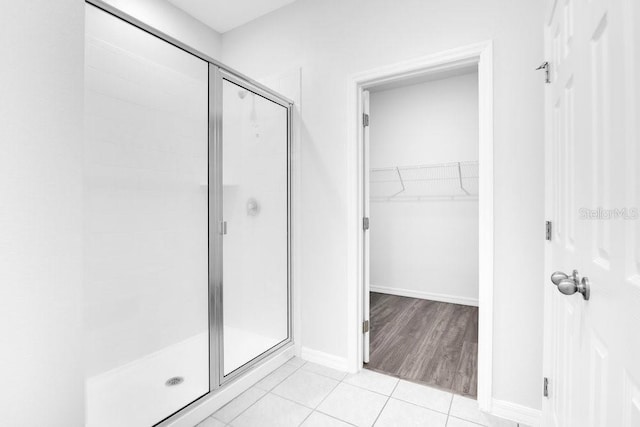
(458, 162, 471, 195)
(388, 166, 406, 199)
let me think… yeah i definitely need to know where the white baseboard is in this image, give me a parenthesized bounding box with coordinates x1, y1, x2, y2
(490, 399, 542, 427)
(301, 347, 351, 372)
(161, 345, 295, 427)
(370, 285, 479, 307)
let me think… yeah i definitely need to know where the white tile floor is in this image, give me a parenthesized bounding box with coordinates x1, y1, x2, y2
(196, 358, 528, 427)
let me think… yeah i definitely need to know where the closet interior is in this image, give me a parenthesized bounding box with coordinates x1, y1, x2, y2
(365, 67, 480, 397)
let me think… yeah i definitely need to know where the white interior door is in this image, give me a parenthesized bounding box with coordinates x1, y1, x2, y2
(363, 90, 371, 364)
(543, 0, 640, 426)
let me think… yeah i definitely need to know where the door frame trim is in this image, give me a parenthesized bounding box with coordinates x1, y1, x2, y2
(346, 41, 494, 411)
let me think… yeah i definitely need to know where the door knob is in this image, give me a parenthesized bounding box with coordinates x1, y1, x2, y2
(551, 270, 578, 286)
(551, 271, 568, 285)
(553, 272, 590, 301)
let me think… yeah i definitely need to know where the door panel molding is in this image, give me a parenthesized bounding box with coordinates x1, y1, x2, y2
(544, 0, 640, 425)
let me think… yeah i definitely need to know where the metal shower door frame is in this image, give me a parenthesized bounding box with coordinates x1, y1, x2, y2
(210, 67, 294, 388)
(85, 0, 294, 420)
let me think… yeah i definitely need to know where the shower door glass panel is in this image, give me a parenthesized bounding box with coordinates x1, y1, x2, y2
(84, 5, 209, 426)
(222, 79, 289, 376)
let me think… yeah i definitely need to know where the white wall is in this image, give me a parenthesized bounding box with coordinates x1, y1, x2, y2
(0, 1, 85, 426)
(369, 72, 479, 305)
(102, 0, 222, 59)
(221, 0, 545, 411)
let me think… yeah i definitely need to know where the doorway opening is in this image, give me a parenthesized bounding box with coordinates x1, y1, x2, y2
(365, 66, 479, 397)
(348, 42, 494, 409)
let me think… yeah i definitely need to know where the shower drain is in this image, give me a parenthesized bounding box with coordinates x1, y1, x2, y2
(165, 376, 184, 387)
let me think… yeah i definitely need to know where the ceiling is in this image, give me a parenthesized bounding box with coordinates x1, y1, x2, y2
(168, 0, 298, 33)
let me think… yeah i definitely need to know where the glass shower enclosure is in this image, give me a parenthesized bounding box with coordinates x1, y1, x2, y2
(84, 3, 292, 426)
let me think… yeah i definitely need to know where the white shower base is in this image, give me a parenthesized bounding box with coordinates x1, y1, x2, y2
(86, 327, 285, 427)
(86, 332, 209, 427)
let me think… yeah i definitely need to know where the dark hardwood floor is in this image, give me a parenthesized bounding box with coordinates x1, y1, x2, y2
(366, 292, 478, 397)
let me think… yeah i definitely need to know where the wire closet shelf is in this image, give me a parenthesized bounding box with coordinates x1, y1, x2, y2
(370, 160, 479, 202)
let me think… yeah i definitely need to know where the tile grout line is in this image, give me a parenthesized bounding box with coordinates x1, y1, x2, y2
(313, 365, 393, 426)
(341, 374, 401, 398)
(385, 392, 454, 417)
(233, 371, 353, 425)
(344, 377, 455, 417)
(370, 378, 400, 426)
(267, 386, 332, 412)
(312, 365, 360, 426)
(322, 412, 358, 427)
(255, 359, 307, 393)
(221, 385, 269, 426)
(306, 363, 358, 426)
(294, 371, 344, 427)
(447, 393, 499, 427)
(215, 360, 489, 427)
(295, 410, 314, 426)
(298, 378, 353, 426)
(444, 392, 455, 427)
(341, 371, 459, 417)
(312, 410, 359, 427)
(222, 359, 307, 425)
(298, 364, 349, 382)
(313, 374, 343, 408)
(211, 360, 342, 426)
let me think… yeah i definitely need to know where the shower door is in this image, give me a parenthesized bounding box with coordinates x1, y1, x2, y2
(213, 69, 291, 380)
(84, 5, 209, 426)
(85, 3, 292, 425)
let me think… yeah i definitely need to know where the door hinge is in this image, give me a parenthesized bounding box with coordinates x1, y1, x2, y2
(220, 221, 227, 235)
(536, 61, 551, 84)
(545, 221, 552, 241)
(543, 377, 549, 397)
(363, 217, 370, 231)
(363, 113, 370, 127)
(363, 320, 369, 333)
